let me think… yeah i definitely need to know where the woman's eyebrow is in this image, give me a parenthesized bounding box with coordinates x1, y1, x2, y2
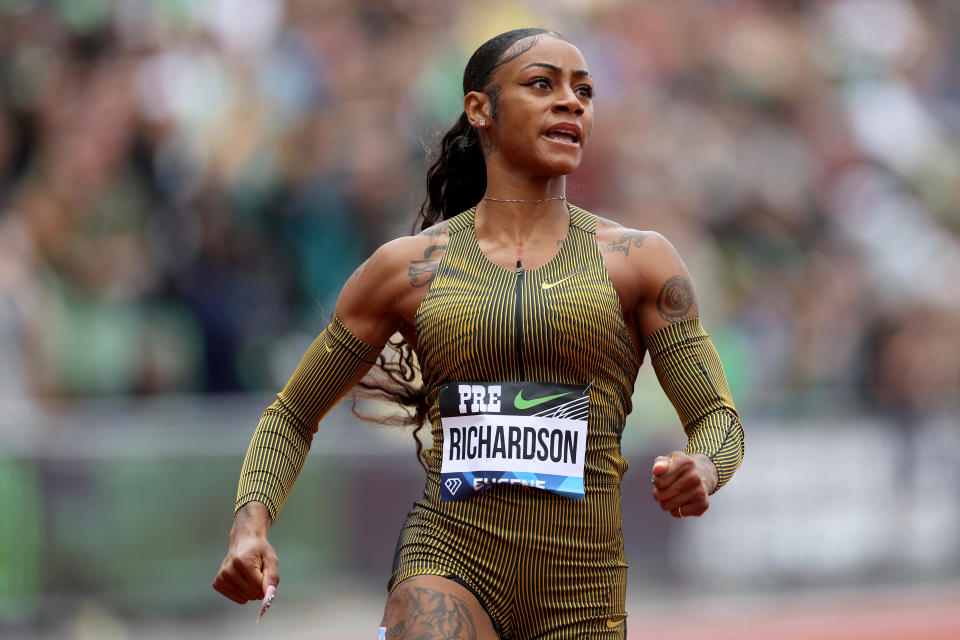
(521, 62, 591, 77)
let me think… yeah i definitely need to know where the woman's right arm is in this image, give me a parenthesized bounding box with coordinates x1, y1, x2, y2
(213, 236, 423, 604)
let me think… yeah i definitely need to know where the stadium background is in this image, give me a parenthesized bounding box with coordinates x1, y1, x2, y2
(0, 0, 958, 638)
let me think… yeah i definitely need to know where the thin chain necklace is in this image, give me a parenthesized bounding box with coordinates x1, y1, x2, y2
(482, 194, 566, 203)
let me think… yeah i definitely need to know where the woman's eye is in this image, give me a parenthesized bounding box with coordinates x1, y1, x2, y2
(527, 77, 551, 90)
(577, 86, 594, 99)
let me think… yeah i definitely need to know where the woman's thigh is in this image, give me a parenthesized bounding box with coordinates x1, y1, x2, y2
(380, 574, 499, 640)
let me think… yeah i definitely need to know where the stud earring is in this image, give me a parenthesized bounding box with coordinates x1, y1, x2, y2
(478, 119, 486, 127)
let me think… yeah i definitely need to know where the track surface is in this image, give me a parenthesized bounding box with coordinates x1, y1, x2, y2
(6, 585, 958, 639)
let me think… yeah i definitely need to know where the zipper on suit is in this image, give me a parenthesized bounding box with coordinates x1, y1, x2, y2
(515, 260, 525, 381)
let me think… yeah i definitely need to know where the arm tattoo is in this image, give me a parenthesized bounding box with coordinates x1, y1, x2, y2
(234, 503, 271, 528)
(600, 231, 650, 257)
(656, 275, 698, 321)
(384, 585, 477, 640)
(409, 244, 446, 288)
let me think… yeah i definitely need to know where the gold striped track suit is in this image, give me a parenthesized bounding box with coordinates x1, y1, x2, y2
(390, 205, 742, 639)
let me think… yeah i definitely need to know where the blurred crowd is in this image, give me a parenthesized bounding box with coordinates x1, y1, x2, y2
(0, 0, 958, 418)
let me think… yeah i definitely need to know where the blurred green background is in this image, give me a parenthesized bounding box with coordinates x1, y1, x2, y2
(1, 0, 959, 638)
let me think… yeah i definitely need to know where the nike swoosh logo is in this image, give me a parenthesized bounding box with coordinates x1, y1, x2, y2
(605, 616, 627, 628)
(323, 339, 334, 353)
(514, 389, 570, 410)
(541, 269, 587, 290)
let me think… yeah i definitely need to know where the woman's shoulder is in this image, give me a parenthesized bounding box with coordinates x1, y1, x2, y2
(416, 218, 452, 241)
(336, 223, 452, 331)
(368, 219, 450, 258)
(356, 221, 451, 291)
(593, 215, 670, 261)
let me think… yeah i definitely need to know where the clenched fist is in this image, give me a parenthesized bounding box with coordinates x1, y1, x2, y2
(212, 501, 279, 604)
(651, 452, 718, 518)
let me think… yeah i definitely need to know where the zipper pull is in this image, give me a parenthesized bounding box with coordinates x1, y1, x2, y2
(516, 259, 523, 275)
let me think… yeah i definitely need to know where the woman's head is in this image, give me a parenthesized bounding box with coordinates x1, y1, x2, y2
(416, 29, 592, 231)
(464, 31, 593, 179)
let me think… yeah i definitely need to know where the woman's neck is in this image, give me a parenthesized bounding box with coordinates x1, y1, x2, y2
(475, 173, 568, 245)
(474, 174, 570, 268)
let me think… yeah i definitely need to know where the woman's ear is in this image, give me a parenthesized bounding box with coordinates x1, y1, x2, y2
(464, 91, 492, 129)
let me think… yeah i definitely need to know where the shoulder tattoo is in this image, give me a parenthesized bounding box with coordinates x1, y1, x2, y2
(594, 216, 622, 231)
(421, 220, 450, 238)
(656, 275, 698, 322)
(408, 244, 446, 288)
(600, 230, 651, 258)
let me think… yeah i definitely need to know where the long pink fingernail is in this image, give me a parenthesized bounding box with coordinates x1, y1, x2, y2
(256, 585, 277, 623)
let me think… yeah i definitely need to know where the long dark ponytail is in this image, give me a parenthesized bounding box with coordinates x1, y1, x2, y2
(354, 29, 562, 470)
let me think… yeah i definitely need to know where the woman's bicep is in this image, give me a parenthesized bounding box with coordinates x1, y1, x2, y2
(631, 235, 700, 340)
(333, 239, 412, 347)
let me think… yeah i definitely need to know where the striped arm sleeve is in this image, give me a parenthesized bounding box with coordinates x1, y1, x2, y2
(645, 319, 745, 490)
(235, 316, 380, 521)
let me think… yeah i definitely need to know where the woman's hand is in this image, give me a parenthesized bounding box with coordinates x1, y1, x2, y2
(651, 452, 718, 518)
(212, 501, 279, 604)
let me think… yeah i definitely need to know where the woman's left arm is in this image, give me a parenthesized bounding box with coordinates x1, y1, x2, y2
(629, 234, 745, 518)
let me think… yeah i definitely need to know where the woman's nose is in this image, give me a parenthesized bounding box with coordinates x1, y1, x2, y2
(553, 86, 584, 115)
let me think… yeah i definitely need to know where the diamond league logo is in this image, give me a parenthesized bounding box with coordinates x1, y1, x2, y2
(444, 477, 462, 495)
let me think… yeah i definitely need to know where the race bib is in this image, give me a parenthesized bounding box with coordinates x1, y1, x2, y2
(438, 381, 589, 501)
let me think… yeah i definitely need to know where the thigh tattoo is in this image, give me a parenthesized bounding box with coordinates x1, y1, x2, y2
(383, 585, 477, 640)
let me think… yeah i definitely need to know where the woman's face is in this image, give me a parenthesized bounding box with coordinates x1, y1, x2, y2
(479, 36, 594, 178)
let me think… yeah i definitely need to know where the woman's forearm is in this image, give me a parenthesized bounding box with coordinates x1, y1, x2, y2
(235, 316, 381, 521)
